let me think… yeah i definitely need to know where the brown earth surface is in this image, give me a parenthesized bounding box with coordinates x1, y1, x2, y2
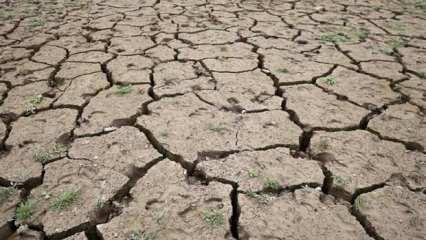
(0, 0, 425, 239)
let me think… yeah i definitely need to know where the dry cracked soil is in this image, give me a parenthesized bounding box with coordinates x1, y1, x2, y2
(0, 0, 425, 239)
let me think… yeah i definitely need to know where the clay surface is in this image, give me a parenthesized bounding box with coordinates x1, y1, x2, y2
(239, 188, 373, 240)
(21, 159, 128, 238)
(0, 187, 20, 235)
(368, 103, 426, 150)
(69, 126, 161, 174)
(98, 160, 233, 239)
(354, 183, 425, 240)
(197, 148, 324, 192)
(310, 130, 423, 198)
(283, 84, 368, 129)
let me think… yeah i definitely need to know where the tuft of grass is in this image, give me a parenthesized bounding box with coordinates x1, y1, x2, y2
(320, 76, 337, 86)
(33, 144, 67, 164)
(246, 190, 269, 204)
(33, 150, 52, 164)
(95, 199, 105, 209)
(128, 230, 158, 240)
(55, 78, 67, 87)
(417, 72, 426, 79)
(276, 68, 289, 74)
(247, 169, 259, 178)
(16, 200, 35, 221)
(408, 209, 420, 226)
(0, 10, 13, 21)
(386, 38, 406, 49)
(356, 28, 370, 41)
(246, 190, 258, 198)
(115, 84, 133, 96)
(202, 209, 225, 227)
(415, 0, 426, 10)
(379, 48, 393, 56)
(387, 22, 405, 32)
(263, 178, 280, 191)
(128, 230, 142, 240)
(51, 143, 67, 155)
(207, 123, 228, 134)
(25, 95, 44, 114)
(41, 191, 51, 199)
(0, 187, 16, 206)
(320, 32, 350, 44)
(354, 196, 365, 211)
(29, 95, 44, 105)
(28, 18, 44, 28)
(142, 232, 158, 240)
(379, 38, 406, 56)
(153, 209, 166, 224)
(50, 190, 80, 210)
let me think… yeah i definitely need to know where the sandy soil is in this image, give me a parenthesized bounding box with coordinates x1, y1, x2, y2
(0, 0, 425, 239)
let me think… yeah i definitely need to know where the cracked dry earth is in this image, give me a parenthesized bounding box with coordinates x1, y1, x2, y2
(0, 0, 425, 240)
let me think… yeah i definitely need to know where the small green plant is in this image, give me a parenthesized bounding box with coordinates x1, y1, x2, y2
(16, 200, 35, 221)
(320, 33, 350, 44)
(387, 22, 405, 32)
(202, 209, 225, 227)
(50, 190, 80, 210)
(28, 95, 44, 105)
(41, 191, 51, 199)
(33, 144, 67, 164)
(386, 38, 406, 49)
(95, 199, 105, 209)
(246, 190, 269, 204)
(128, 230, 142, 240)
(142, 232, 158, 240)
(55, 78, 66, 87)
(0, 10, 12, 21)
(415, 0, 426, 10)
(354, 196, 365, 211)
(263, 178, 280, 191)
(29, 18, 44, 28)
(417, 71, 426, 79)
(128, 230, 158, 240)
(408, 209, 420, 226)
(0, 187, 15, 206)
(332, 175, 346, 186)
(25, 95, 44, 114)
(247, 169, 259, 178)
(356, 28, 370, 41)
(276, 68, 289, 73)
(246, 190, 258, 198)
(116, 84, 133, 96)
(207, 123, 228, 134)
(52, 143, 67, 155)
(33, 150, 52, 164)
(320, 76, 337, 86)
(379, 47, 394, 55)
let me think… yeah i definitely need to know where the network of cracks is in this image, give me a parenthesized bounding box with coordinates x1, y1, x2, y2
(0, 0, 425, 239)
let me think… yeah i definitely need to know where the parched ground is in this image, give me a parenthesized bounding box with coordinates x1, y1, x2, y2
(0, 0, 425, 239)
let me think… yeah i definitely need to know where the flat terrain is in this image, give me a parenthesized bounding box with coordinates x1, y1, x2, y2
(0, 0, 425, 239)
